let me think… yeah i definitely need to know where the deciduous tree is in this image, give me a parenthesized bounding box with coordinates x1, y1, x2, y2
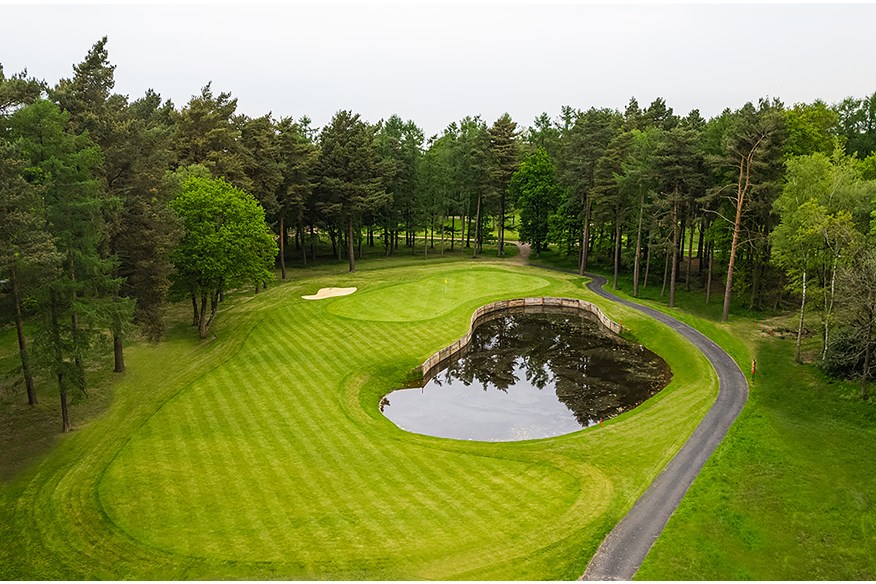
(169, 176, 277, 339)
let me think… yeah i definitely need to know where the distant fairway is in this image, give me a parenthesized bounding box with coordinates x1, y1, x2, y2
(0, 260, 717, 579)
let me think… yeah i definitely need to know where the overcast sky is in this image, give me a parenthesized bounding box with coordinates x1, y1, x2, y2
(3, 3, 876, 137)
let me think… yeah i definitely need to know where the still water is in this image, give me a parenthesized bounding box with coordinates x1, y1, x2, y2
(382, 308, 671, 441)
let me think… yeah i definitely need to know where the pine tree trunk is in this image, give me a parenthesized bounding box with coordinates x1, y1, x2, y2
(723, 158, 750, 322)
(279, 212, 287, 279)
(669, 199, 679, 308)
(613, 217, 622, 290)
(347, 217, 356, 272)
(113, 333, 125, 373)
(191, 293, 199, 326)
(60, 387, 71, 433)
(310, 223, 316, 263)
(450, 215, 455, 252)
(661, 251, 669, 298)
(706, 243, 714, 303)
(498, 196, 505, 257)
(686, 219, 695, 291)
(643, 226, 654, 290)
(633, 194, 644, 297)
(473, 192, 482, 258)
(299, 220, 307, 267)
(50, 290, 70, 432)
(11, 267, 37, 405)
(68, 265, 86, 395)
(579, 197, 591, 276)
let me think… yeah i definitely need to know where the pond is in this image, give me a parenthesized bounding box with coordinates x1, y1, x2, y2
(381, 306, 671, 442)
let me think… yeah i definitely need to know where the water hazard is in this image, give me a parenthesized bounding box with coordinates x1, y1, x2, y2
(381, 306, 671, 441)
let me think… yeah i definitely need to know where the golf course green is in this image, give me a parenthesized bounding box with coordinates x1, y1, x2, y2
(0, 258, 717, 579)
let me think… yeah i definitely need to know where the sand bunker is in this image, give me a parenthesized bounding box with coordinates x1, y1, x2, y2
(302, 287, 357, 300)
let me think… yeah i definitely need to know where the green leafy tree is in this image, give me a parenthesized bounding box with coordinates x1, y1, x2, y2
(835, 92, 876, 158)
(785, 100, 839, 157)
(169, 176, 277, 339)
(510, 147, 562, 255)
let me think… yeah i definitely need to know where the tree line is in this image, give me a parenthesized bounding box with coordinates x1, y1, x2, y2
(2, 38, 876, 431)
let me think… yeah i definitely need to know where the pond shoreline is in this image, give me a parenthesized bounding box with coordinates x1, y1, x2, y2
(419, 296, 622, 381)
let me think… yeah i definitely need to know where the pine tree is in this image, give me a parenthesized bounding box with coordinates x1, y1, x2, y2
(316, 111, 389, 272)
(487, 114, 520, 256)
(9, 99, 108, 431)
(0, 143, 60, 405)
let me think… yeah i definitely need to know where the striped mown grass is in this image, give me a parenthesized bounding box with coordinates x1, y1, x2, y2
(0, 259, 717, 579)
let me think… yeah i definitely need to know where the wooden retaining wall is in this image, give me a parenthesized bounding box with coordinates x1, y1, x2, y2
(420, 297, 622, 379)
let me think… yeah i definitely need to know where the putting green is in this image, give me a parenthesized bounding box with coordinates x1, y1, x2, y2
(1, 261, 717, 580)
(327, 269, 550, 321)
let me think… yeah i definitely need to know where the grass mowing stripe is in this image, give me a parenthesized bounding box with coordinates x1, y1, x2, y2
(3, 260, 723, 579)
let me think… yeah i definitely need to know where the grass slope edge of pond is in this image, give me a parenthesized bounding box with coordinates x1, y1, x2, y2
(528, 255, 875, 580)
(0, 259, 716, 580)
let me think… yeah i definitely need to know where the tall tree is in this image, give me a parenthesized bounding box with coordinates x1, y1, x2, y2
(487, 114, 520, 257)
(712, 100, 786, 321)
(559, 107, 622, 274)
(174, 83, 251, 190)
(169, 177, 277, 339)
(113, 90, 181, 341)
(510, 147, 562, 255)
(10, 99, 108, 431)
(785, 100, 839, 158)
(275, 117, 317, 277)
(833, 248, 876, 399)
(618, 127, 660, 297)
(0, 143, 60, 405)
(316, 110, 388, 272)
(592, 131, 634, 289)
(654, 124, 706, 307)
(0, 64, 44, 114)
(835, 92, 876, 158)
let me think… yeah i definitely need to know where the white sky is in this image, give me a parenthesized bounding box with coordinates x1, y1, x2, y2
(2, 2, 876, 137)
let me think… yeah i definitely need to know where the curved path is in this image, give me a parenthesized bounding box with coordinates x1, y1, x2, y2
(580, 274, 748, 580)
(510, 243, 748, 580)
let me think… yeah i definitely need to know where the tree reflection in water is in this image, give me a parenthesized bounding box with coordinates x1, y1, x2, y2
(383, 307, 671, 441)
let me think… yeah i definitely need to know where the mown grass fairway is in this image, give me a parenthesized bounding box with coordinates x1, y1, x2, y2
(0, 258, 717, 579)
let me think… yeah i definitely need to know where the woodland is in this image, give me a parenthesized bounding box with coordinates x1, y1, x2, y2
(2, 36, 876, 438)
